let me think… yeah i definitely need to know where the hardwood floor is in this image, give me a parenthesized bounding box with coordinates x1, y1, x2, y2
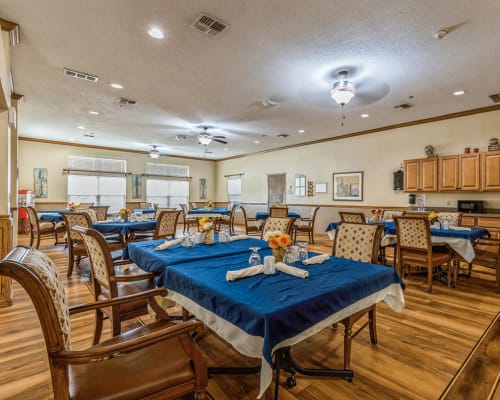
(0, 229, 498, 400)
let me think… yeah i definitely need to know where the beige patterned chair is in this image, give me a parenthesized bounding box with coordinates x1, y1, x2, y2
(24, 206, 65, 248)
(437, 212, 463, 227)
(339, 211, 366, 224)
(261, 217, 296, 239)
(61, 212, 123, 277)
(128, 209, 180, 242)
(89, 205, 110, 221)
(79, 208, 98, 222)
(381, 209, 404, 222)
(394, 216, 453, 293)
(379, 210, 405, 266)
(269, 205, 289, 218)
(332, 222, 384, 370)
(154, 210, 182, 239)
(0, 245, 208, 400)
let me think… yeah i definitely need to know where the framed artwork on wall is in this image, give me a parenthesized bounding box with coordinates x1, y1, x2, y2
(333, 171, 363, 201)
(131, 174, 142, 199)
(199, 178, 207, 200)
(315, 182, 327, 193)
(34, 168, 48, 198)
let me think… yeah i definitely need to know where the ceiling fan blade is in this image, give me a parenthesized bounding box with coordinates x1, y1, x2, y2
(213, 138, 228, 144)
(213, 135, 226, 139)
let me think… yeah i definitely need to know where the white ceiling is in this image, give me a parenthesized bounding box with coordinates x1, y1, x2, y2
(2, 0, 500, 160)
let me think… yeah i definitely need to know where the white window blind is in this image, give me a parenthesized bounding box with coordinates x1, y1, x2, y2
(227, 177, 242, 208)
(68, 156, 126, 173)
(145, 162, 189, 208)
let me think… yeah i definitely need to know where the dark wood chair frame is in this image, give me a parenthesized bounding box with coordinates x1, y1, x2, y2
(339, 211, 366, 224)
(293, 206, 320, 244)
(24, 206, 65, 248)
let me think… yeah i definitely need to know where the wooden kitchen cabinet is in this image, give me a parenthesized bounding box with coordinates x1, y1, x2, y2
(439, 154, 480, 191)
(404, 157, 437, 192)
(481, 150, 500, 191)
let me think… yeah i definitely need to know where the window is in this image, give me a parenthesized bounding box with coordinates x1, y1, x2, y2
(145, 163, 189, 208)
(227, 176, 242, 208)
(295, 175, 306, 196)
(67, 156, 126, 213)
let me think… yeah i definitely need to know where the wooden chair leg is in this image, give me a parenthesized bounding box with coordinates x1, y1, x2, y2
(93, 309, 104, 345)
(67, 249, 74, 277)
(111, 309, 122, 337)
(29, 232, 34, 247)
(368, 306, 378, 345)
(35, 234, 41, 249)
(342, 319, 353, 370)
(427, 263, 433, 293)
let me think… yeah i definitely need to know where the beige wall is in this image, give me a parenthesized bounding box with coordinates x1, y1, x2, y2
(216, 109, 500, 231)
(18, 140, 216, 205)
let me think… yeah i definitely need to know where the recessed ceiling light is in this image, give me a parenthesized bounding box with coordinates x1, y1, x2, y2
(68, 138, 75, 141)
(298, 129, 305, 133)
(224, 148, 229, 151)
(148, 27, 164, 39)
(89, 110, 99, 115)
(77, 125, 85, 130)
(361, 113, 369, 118)
(254, 140, 260, 144)
(453, 90, 465, 96)
(110, 83, 123, 89)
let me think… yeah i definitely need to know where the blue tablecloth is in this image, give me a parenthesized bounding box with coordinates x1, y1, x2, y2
(93, 220, 156, 236)
(133, 208, 155, 214)
(127, 236, 269, 284)
(255, 211, 301, 220)
(188, 207, 231, 215)
(165, 252, 405, 397)
(384, 225, 487, 241)
(39, 213, 64, 222)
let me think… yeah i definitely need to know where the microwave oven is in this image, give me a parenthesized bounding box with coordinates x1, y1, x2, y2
(457, 200, 484, 213)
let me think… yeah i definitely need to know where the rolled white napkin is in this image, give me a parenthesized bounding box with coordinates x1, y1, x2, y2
(155, 236, 184, 251)
(226, 265, 264, 281)
(229, 234, 249, 242)
(302, 254, 330, 265)
(275, 262, 309, 279)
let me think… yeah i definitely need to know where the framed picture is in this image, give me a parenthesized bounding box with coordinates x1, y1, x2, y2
(34, 168, 48, 198)
(131, 174, 142, 199)
(315, 182, 327, 193)
(333, 171, 363, 201)
(199, 178, 207, 200)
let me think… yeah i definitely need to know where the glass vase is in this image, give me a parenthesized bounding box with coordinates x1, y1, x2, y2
(272, 247, 285, 262)
(203, 229, 215, 245)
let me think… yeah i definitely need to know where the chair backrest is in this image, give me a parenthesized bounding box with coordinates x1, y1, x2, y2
(394, 216, 431, 251)
(333, 223, 384, 263)
(79, 208, 98, 222)
(72, 226, 116, 298)
(189, 202, 195, 210)
(90, 205, 109, 221)
(437, 212, 463, 227)
(154, 207, 176, 219)
(262, 217, 296, 237)
(79, 202, 94, 207)
(180, 203, 189, 215)
(140, 202, 151, 209)
(0, 246, 71, 352)
(339, 211, 366, 224)
(25, 206, 40, 231)
(309, 206, 320, 224)
(381, 209, 404, 222)
(270, 206, 288, 218)
(61, 212, 93, 241)
(155, 210, 182, 239)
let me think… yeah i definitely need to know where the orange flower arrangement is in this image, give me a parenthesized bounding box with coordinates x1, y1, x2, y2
(264, 230, 292, 262)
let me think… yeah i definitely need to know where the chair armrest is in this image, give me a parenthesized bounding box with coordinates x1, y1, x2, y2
(110, 271, 157, 282)
(69, 288, 167, 315)
(474, 237, 500, 246)
(52, 319, 204, 365)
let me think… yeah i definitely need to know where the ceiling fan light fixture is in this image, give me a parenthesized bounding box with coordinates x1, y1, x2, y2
(149, 146, 160, 159)
(198, 134, 212, 145)
(330, 80, 356, 105)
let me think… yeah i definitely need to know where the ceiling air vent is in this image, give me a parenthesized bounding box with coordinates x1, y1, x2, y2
(489, 93, 500, 103)
(191, 13, 228, 36)
(64, 68, 99, 83)
(394, 103, 412, 109)
(117, 97, 136, 106)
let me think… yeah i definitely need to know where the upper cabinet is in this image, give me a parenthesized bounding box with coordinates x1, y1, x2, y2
(439, 154, 480, 191)
(481, 150, 500, 191)
(404, 157, 437, 192)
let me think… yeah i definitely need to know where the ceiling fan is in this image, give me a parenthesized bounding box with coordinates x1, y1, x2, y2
(197, 127, 227, 145)
(149, 145, 161, 159)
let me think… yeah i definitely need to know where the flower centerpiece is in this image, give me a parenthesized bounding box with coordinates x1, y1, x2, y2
(371, 209, 382, 222)
(428, 211, 439, 224)
(264, 230, 292, 262)
(119, 208, 132, 221)
(205, 200, 214, 210)
(67, 201, 75, 211)
(199, 217, 215, 244)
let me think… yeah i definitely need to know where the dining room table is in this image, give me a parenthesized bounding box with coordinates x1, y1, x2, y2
(37, 209, 68, 222)
(162, 250, 406, 399)
(187, 207, 231, 218)
(92, 219, 157, 243)
(126, 235, 269, 284)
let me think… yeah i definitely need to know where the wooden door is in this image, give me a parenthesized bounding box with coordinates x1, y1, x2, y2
(481, 151, 500, 191)
(459, 154, 480, 191)
(439, 155, 458, 191)
(420, 157, 438, 191)
(267, 173, 286, 208)
(404, 159, 419, 192)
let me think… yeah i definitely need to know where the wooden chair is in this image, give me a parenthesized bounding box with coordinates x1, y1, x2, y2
(180, 203, 198, 234)
(140, 202, 152, 208)
(339, 211, 366, 224)
(261, 217, 296, 238)
(79, 202, 94, 207)
(154, 210, 182, 240)
(0, 245, 208, 400)
(239, 206, 261, 236)
(332, 222, 384, 370)
(293, 206, 320, 244)
(379, 210, 404, 266)
(129, 209, 180, 242)
(394, 216, 453, 293)
(437, 212, 463, 227)
(61, 212, 123, 277)
(79, 208, 98, 222)
(216, 205, 237, 234)
(89, 205, 110, 221)
(467, 237, 500, 289)
(24, 206, 65, 248)
(269, 205, 288, 218)
(381, 209, 404, 222)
